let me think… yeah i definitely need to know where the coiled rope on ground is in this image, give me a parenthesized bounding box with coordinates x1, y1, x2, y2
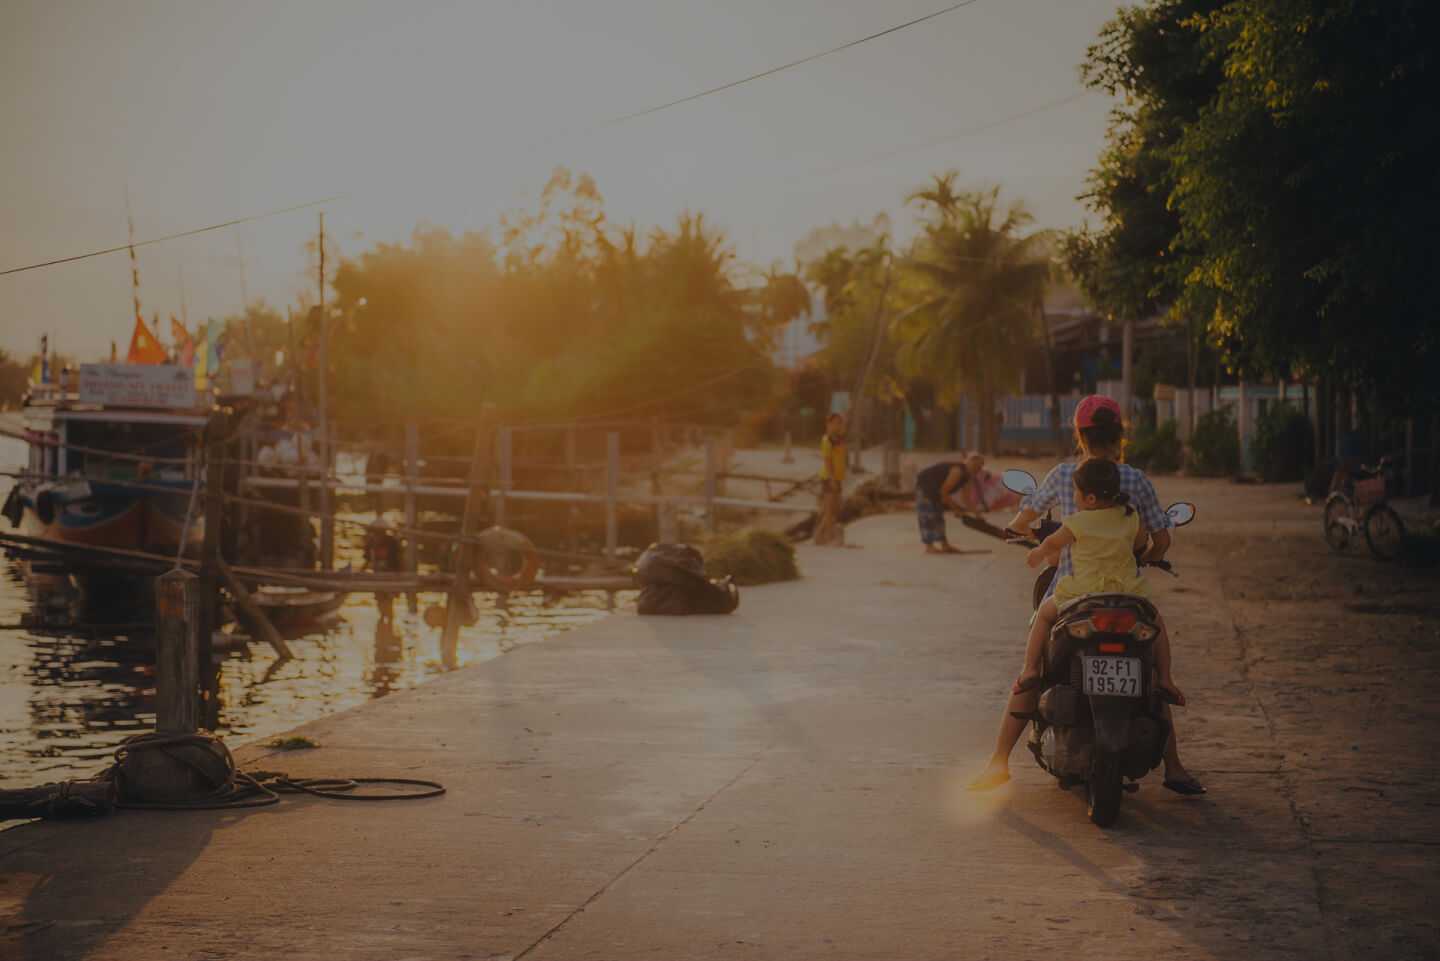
(103, 732, 446, 811)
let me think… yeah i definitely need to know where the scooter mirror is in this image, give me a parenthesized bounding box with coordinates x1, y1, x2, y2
(1001, 469, 1038, 496)
(1166, 502, 1197, 527)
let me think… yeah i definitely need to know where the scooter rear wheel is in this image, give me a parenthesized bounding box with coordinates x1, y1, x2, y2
(1087, 753, 1123, 827)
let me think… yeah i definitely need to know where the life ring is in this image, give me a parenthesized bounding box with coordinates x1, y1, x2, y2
(475, 526, 541, 592)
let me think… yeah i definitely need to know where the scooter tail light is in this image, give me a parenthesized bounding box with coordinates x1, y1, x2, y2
(1133, 623, 1159, 641)
(1097, 641, 1128, 653)
(1090, 609, 1137, 633)
(1066, 619, 1095, 640)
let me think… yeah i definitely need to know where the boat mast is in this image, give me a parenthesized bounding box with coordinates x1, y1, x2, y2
(125, 186, 144, 344)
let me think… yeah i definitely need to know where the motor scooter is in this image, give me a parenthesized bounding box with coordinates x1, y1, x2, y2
(997, 468, 1196, 826)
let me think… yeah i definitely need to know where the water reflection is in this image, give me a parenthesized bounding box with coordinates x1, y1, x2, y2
(0, 556, 626, 792)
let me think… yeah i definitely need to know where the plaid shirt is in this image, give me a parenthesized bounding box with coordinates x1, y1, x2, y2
(1020, 461, 1172, 598)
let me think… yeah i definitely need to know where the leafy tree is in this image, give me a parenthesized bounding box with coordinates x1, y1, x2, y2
(1074, 0, 1440, 420)
(325, 169, 779, 434)
(0, 351, 30, 409)
(1169, 0, 1440, 414)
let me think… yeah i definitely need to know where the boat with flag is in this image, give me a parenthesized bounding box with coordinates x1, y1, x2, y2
(3, 359, 207, 562)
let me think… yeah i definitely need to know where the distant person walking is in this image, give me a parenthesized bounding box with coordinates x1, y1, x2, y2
(914, 459, 972, 554)
(814, 413, 847, 546)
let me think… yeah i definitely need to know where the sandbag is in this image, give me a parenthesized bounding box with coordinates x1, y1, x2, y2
(635, 543, 740, 616)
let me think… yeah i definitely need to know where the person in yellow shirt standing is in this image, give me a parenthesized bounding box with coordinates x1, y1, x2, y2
(814, 413, 847, 546)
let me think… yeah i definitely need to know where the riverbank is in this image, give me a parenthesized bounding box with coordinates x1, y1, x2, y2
(2, 475, 1436, 960)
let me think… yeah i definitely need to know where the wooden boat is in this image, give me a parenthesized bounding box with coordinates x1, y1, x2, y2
(3, 368, 206, 562)
(249, 585, 347, 631)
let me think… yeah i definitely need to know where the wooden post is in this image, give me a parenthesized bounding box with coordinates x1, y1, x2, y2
(155, 568, 200, 734)
(704, 437, 718, 533)
(496, 426, 513, 528)
(1236, 378, 1249, 472)
(218, 558, 292, 660)
(605, 432, 619, 561)
(199, 417, 225, 726)
(319, 424, 335, 572)
(443, 425, 491, 651)
(403, 422, 419, 575)
(565, 424, 579, 554)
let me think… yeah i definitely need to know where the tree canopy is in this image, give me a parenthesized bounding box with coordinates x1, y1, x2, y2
(322, 169, 788, 429)
(1069, 0, 1440, 413)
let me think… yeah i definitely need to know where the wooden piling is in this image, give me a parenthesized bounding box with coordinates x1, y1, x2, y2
(704, 437, 718, 533)
(497, 426, 513, 528)
(199, 417, 225, 725)
(404, 422, 420, 613)
(443, 424, 492, 650)
(155, 568, 200, 734)
(403, 422, 419, 575)
(319, 424, 335, 571)
(605, 432, 619, 561)
(218, 558, 293, 660)
(565, 424, 579, 555)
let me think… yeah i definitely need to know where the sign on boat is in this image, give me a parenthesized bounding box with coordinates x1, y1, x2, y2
(78, 364, 198, 410)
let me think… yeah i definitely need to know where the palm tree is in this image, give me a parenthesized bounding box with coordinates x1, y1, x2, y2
(898, 173, 1051, 453)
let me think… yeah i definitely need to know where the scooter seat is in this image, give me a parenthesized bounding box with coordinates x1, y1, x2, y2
(1055, 593, 1158, 622)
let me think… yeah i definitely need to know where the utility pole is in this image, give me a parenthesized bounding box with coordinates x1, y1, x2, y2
(850, 252, 893, 474)
(317, 212, 333, 571)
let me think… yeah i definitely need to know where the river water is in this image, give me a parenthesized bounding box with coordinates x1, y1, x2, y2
(0, 434, 622, 795)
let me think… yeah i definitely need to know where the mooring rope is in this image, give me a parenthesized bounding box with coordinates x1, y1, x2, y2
(104, 732, 446, 811)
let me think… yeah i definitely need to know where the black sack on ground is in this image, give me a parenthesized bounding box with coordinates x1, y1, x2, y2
(635, 543, 740, 615)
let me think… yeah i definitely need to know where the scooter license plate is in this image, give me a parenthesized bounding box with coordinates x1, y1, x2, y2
(1082, 656, 1142, 697)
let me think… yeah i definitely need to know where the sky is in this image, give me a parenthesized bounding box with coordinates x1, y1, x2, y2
(0, 0, 1124, 361)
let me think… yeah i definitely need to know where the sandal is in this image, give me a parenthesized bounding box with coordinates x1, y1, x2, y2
(967, 767, 1011, 792)
(1162, 776, 1207, 796)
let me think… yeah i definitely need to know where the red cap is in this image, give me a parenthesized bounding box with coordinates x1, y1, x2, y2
(1074, 394, 1122, 429)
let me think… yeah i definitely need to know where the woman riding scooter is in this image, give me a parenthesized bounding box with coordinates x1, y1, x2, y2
(968, 395, 1206, 796)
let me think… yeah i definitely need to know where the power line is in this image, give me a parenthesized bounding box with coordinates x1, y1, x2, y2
(0, 3, 991, 279)
(596, 1, 984, 129)
(0, 195, 345, 278)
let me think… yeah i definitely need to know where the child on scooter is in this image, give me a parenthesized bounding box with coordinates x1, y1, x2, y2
(1011, 457, 1185, 705)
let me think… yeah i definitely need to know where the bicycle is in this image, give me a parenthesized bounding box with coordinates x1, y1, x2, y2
(1323, 456, 1406, 561)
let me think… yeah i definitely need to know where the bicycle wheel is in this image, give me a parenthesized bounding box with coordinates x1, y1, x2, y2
(1363, 504, 1406, 561)
(1323, 494, 1353, 552)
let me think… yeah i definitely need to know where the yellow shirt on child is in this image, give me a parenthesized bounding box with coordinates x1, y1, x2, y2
(820, 435, 847, 484)
(1051, 506, 1148, 603)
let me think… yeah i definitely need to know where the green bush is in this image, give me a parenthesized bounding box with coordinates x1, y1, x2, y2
(1128, 419, 1183, 474)
(1188, 407, 1241, 476)
(703, 528, 800, 585)
(1250, 403, 1315, 483)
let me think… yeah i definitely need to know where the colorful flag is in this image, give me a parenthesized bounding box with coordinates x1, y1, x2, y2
(206, 319, 224, 375)
(126, 314, 166, 364)
(194, 323, 209, 387)
(171, 316, 195, 368)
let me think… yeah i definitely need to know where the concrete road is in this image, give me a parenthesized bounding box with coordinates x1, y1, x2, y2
(0, 487, 1423, 960)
